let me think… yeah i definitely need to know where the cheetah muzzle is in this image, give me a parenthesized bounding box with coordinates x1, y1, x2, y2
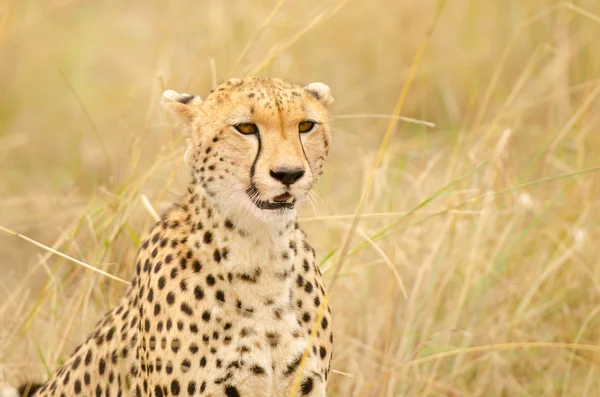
(246, 187, 296, 211)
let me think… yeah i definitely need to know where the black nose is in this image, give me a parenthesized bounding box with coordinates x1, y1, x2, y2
(270, 168, 305, 185)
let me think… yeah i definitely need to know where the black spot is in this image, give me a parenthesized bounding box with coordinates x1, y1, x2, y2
(225, 386, 240, 397)
(250, 365, 266, 375)
(181, 359, 191, 372)
(72, 380, 81, 394)
(171, 380, 180, 395)
(301, 377, 314, 395)
(194, 285, 205, 300)
(304, 282, 313, 293)
(200, 356, 207, 367)
(203, 231, 213, 243)
(213, 249, 221, 263)
(216, 290, 225, 303)
(180, 279, 188, 291)
(321, 317, 329, 330)
(181, 302, 194, 316)
(84, 350, 92, 366)
(320, 346, 327, 359)
(146, 288, 154, 303)
(202, 310, 211, 322)
(167, 292, 175, 305)
(99, 358, 106, 375)
(187, 381, 196, 395)
(155, 386, 163, 397)
(165, 254, 173, 264)
(284, 354, 303, 376)
(224, 219, 234, 229)
(158, 276, 166, 290)
(72, 356, 81, 370)
(206, 274, 216, 286)
(192, 260, 202, 273)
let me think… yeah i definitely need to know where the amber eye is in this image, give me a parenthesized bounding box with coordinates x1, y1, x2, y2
(234, 123, 259, 135)
(298, 120, 315, 134)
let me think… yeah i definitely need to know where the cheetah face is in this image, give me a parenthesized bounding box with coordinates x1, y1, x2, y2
(162, 77, 333, 225)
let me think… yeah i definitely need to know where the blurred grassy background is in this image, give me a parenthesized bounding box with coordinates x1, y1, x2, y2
(2, 0, 600, 395)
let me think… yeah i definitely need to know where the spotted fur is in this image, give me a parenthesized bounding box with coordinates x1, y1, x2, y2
(11, 77, 334, 397)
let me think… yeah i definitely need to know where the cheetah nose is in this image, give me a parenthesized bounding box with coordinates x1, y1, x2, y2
(269, 168, 305, 186)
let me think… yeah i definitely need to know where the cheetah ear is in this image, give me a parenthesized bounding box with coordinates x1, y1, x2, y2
(304, 82, 334, 107)
(161, 89, 202, 126)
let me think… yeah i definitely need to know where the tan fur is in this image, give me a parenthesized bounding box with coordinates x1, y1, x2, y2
(19, 77, 334, 397)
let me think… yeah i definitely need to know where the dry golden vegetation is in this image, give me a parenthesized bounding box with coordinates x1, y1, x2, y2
(2, 0, 600, 395)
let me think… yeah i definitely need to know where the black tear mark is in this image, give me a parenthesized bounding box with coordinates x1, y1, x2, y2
(249, 129, 262, 181)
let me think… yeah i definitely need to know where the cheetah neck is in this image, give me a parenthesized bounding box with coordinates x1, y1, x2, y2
(162, 185, 301, 309)
(182, 185, 299, 274)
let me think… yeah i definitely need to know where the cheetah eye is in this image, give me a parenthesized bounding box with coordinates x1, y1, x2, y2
(234, 123, 259, 135)
(298, 120, 315, 134)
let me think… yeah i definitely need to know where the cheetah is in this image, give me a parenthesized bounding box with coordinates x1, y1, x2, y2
(4, 76, 334, 397)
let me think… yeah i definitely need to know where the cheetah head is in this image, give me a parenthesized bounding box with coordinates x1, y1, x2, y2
(162, 77, 333, 225)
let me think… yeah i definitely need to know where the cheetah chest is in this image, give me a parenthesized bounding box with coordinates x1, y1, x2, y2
(138, 226, 328, 396)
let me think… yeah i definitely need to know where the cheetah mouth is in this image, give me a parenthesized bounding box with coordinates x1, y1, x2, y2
(246, 188, 296, 210)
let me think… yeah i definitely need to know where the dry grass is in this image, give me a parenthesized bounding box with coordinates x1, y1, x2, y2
(2, 0, 600, 395)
